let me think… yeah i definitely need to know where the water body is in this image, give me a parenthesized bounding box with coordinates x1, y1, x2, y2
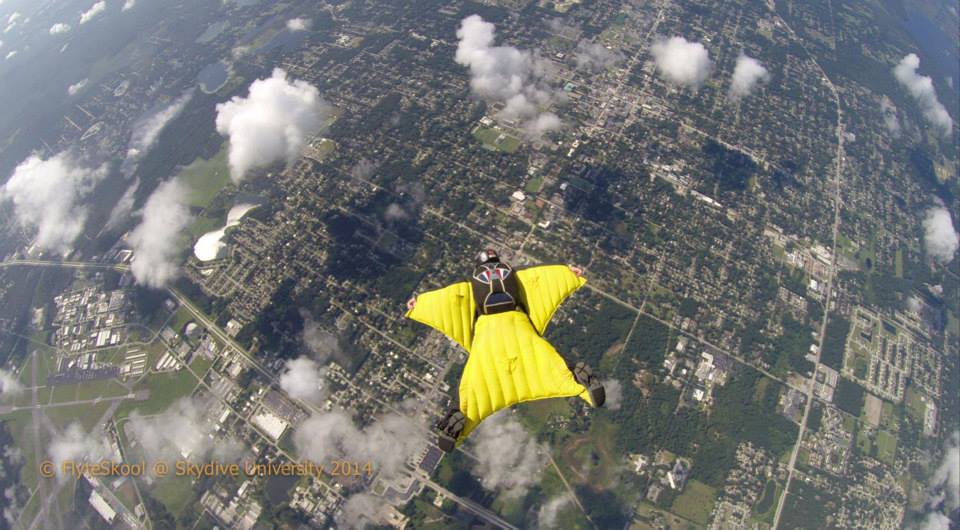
(197, 61, 229, 94)
(194, 203, 259, 262)
(256, 29, 307, 54)
(196, 21, 228, 44)
(902, 12, 959, 90)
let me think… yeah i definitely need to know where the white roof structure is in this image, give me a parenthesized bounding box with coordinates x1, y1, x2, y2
(89, 490, 116, 523)
(252, 410, 289, 442)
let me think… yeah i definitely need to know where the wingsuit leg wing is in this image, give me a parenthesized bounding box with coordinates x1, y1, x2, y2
(454, 311, 596, 443)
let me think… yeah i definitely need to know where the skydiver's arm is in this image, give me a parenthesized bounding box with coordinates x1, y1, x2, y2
(404, 281, 476, 352)
(515, 264, 587, 335)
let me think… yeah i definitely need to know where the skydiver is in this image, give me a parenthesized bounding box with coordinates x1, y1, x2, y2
(406, 249, 605, 452)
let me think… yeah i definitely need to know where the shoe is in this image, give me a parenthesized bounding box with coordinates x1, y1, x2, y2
(435, 409, 465, 453)
(572, 362, 605, 408)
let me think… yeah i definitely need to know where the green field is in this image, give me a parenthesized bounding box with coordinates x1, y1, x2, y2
(876, 430, 897, 464)
(473, 126, 521, 153)
(670, 480, 717, 526)
(116, 368, 199, 418)
(150, 475, 196, 517)
(753, 479, 780, 523)
(176, 144, 231, 208)
(904, 386, 928, 422)
(524, 174, 545, 193)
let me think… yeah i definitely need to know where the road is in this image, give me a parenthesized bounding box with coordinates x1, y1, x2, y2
(420, 476, 518, 530)
(768, 9, 846, 529)
(0, 259, 130, 272)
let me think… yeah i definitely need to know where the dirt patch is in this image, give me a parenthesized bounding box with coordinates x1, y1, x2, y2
(864, 392, 882, 427)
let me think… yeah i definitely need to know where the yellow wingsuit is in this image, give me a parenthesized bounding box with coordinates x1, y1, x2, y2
(405, 264, 594, 443)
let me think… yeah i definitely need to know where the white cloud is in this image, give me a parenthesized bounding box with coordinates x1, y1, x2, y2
(126, 397, 241, 464)
(728, 53, 770, 100)
(0, 369, 23, 398)
(575, 41, 623, 72)
(48, 423, 111, 479)
(923, 206, 958, 264)
(215, 68, 331, 182)
(0, 40, 4, 49)
(279, 357, 327, 405)
(336, 492, 384, 529)
(894, 54, 954, 137)
(350, 158, 378, 180)
(128, 179, 192, 287)
(79, 1, 106, 24)
(294, 405, 426, 480)
(67, 78, 88, 96)
(602, 378, 622, 411)
(286, 17, 310, 32)
(537, 493, 573, 529)
(125, 91, 192, 163)
(1, 152, 106, 254)
(649, 36, 713, 89)
(105, 179, 138, 230)
(4, 51, 16, 60)
(5, 12, 19, 25)
(455, 15, 563, 136)
(915, 431, 959, 530)
(384, 203, 409, 221)
(122, 0, 136, 11)
(881, 98, 901, 136)
(471, 411, 545, 497)
(49, 23, 71, 35)
(301, 310, 340, 364)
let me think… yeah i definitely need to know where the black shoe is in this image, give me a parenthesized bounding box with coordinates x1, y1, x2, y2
(572, 362, 605, 408)
(435, 409, 465, 453)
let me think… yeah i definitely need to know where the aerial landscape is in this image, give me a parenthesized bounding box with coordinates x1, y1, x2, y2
(0, 0, 956, 529)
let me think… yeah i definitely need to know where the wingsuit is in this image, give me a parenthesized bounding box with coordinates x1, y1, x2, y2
(405, 249, 605, 452)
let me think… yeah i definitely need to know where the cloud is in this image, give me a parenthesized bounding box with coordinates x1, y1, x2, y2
(215, 68, 331, 181)
(537, 493, 573, 529)
(384, 203, 409, 222)
(915, 431, 959, 529)
(649, 36, 713, 89)
(105, 179, 138, 230)
(923, 206, 959, 264)
(0, 369, 22, 398)
(575, 41, 623, 72)
(602, 378, 623, 411)
(79, 1, 106, 24)
(279, 357, 328, 405)
(471, 411, 545, 497)
(4, 51, 15, 60)
(67, 79, 87, 96)
(49, 23, 71, 35)
(122, 0, 135, 11)
(125, 91, 193, 163)
(301, 310, 340, 364)
(336, 492, 384, 529)
(286, 17, 310, 32)
(728, 53, 770, 100)
(1, 152, 107, 254)
(5, 12, 19, 25)
(455, 15, 563, 136)
(126, 397, 241, 464)
(294, 405, 426, 480)
(128, 179, 192, 287)
(350, 159, 378, 180)
(893, 54, 954, 137)
(881, 99, 901, 136)
(48, 423, 111, 479)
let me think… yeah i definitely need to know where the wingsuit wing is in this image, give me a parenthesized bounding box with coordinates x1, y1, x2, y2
(405, 281, 476, 352)
(516, 264, 587, 336)
(457, 310, 592, 440)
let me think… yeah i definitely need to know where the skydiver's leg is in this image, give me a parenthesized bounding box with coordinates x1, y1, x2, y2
(569, 361, 606, 408)
(435, 372, 466, 452)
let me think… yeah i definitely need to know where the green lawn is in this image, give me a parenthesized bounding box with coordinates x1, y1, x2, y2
(670, 480, 717, 526)
(904, 386, 928, 422)
(876, 430, 897, 464)
(473, 126, 521, 153)
(753, 479, 780, 523)
(176, 144, 231, 208)
(150, 475, 196, 517)
(894, 249, 904, 278)
(524, 175, 545, 193)
(116, 368, 199, 418)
